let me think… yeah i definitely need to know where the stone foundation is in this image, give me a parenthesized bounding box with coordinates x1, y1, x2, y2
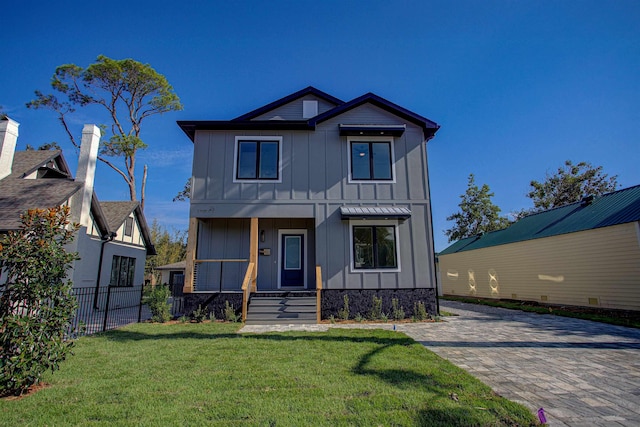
(321, 288, 437, 320)
(183, 293, 243, 320)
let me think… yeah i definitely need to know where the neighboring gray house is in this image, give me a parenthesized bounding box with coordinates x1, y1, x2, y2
(0, 118, 155, 295)
(177, 87, 440, 322)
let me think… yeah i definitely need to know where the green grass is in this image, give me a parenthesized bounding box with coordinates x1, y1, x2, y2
(0, 322, 538, 426)
(443, 295, 640, 328)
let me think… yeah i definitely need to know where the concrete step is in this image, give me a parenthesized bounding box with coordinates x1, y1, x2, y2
(246, 295, 317, 325)
(250, 297, 316, 306)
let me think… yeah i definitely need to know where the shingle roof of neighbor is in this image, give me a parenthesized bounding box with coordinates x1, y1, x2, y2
(439, 184, 640, 255)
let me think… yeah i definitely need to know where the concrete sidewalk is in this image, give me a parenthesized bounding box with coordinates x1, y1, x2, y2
(400, 301, 640, 427)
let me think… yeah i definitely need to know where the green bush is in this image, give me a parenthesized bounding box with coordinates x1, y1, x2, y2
(338, 294, 350, 320)
(391, 298, 405, 320)
(0, 207, 80, 396)
(191, 304, 208, 323)
(369, 295, 383, 320)
(224, 301, 240, 323)
(143, 285, 171, 323)
(413, 301, 429, 321)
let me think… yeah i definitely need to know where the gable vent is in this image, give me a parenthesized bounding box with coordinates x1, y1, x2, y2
(303, 100, 318, 118)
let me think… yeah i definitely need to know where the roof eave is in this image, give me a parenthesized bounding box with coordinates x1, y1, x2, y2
(177, 120, 315, 142)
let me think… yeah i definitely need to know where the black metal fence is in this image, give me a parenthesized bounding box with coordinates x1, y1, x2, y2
(69, 285, 151, 336)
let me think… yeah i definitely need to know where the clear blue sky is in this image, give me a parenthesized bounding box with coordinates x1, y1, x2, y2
(3, 0, 639, 251)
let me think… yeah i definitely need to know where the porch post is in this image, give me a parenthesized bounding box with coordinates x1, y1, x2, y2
(183, 217, 198, 293)
(250, 217, 259, 292)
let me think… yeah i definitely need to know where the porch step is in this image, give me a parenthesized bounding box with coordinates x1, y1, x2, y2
(245, 295, 317, 325)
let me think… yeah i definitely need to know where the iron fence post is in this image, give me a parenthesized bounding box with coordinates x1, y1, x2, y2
(103, 285, 112, 332)
(138, 284, 145, 323)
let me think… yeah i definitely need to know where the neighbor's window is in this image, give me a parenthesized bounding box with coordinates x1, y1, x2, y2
(350, 140, 393, 180)
(110, 255, 136, 287)
(353, 225, 397, 269)
(235, 137, 281, 180)
(124, 217, 133, 237)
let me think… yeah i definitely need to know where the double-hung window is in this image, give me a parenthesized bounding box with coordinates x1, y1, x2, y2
(234, 136, 282, 181)
(352, 225, 398, 270)
(349, 138, 394, 181)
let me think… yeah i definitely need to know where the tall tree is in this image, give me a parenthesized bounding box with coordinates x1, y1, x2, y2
(445, 174, 510, 242)
(27, 55, 183, 211)
(527, 160, 618, 212)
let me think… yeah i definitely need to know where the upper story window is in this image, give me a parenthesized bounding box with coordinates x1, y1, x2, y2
(348, 137, 395, 182)
(124, 217, 134, 237)
(234, 136, 282, 182)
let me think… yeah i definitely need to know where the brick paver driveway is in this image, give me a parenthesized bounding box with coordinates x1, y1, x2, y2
(399, 301, 640, 427)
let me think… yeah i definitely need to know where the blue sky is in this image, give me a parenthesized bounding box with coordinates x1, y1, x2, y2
(3, 0, 639, 251)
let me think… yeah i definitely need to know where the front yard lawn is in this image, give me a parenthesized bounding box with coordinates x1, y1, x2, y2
(0, 322, 537, 426)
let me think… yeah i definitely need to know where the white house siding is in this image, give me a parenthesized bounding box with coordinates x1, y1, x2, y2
(439, 222, 640, 311)
(190, 104, 436, 292)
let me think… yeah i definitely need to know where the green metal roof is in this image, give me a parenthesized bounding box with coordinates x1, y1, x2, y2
(439, 184, 640, 255)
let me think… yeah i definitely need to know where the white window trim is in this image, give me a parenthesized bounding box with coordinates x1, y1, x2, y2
(347, 136, 396, 184)
(233, 136, 283, 183)
(277, 229, 308, 289)
(348, 219, 401, 273)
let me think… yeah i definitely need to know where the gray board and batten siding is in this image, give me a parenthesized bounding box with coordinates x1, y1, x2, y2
(190, 102, 437, 292)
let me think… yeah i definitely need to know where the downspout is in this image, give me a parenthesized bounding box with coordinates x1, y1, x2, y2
(93, 232, 117, 309)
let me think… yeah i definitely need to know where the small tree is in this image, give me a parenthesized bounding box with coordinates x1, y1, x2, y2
(0, 207, 79, 396)
(527, 160, 618, 212)
(445, 174, 510, 242)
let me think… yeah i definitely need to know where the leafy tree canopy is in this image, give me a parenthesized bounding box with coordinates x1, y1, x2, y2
(445, 174, 511, 242)
(527, 160, 618, 212)
(27, 55, 183, 211)
(145, 220, 187, 284)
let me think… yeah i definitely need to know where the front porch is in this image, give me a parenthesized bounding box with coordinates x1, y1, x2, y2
(183, 217, 323, 323)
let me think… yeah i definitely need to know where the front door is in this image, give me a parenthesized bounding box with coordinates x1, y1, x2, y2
(279, 231, 306, 288)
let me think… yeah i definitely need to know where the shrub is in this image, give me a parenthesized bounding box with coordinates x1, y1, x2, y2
(338, 294, 350, 320)
(143, 285, 171, 323)
(224, 301, 240, 323)
(369, 295, 383, 320)
(413, 301, 428, 321)
(354, 313, 365, 323)
(391, 298, 405, 321)
(191, 304, 208, 323)
(0, 207, 80, 396)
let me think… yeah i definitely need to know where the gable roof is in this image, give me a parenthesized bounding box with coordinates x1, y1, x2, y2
(440, 184, 640, 255)
(0, 149, 156, 255)
(177, 87, 440, 141)
(232, 86, 344, 121)
(311, 92, 440, 140)
(0, 178, 83, 230)
(0, 150, 81, 231)
(100, 201, 156, 255)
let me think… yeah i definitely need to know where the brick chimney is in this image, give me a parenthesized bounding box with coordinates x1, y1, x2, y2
(0, 117, 20, 180)
(71, 124, 101, 227)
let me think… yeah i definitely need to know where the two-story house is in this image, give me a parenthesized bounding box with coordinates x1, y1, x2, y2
(177, 87, 440, 323)
(0, 118, 155, 301)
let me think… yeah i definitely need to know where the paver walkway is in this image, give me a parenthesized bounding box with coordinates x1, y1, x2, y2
(240, 301, 640, 426)
(402, 301, 640, 427)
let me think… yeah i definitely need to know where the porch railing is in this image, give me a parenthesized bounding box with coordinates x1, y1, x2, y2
(316, 265, 323, 324)
(241, 262, 255, 322)
(192, 259, 249, 292)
